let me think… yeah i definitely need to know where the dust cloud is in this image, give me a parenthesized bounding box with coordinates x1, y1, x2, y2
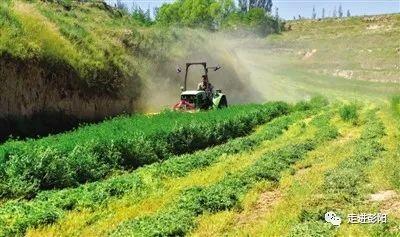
(139, 30, 273, 112)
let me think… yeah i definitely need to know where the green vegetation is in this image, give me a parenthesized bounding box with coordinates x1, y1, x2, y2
(288, 221, 332, 237)
(0, 100, 320, 237)
(183, 103, 400, 237)
(111, 143, 315, 236)
(2, 99, 397, 237)
(157, 0, 282, 35)
(0, 103, 289, 199)
(391, 96, 400, 118)
(109, 112, 338, 236)
(287, 110, 387, 236)
(1, 0, 129, 90)
(339, 103, 359, 124)
(323, 111, 385, 200)
(0, 0, 399, 236)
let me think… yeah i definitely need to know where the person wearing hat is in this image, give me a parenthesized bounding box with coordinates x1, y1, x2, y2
(197, 75, 214, 97)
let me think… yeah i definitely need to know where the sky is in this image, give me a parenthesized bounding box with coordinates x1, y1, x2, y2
(107, 0, 400, 20)
(274, 0, 400, 19)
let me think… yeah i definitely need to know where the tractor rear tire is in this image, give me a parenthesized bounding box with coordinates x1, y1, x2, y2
(218, 96, 228, 109)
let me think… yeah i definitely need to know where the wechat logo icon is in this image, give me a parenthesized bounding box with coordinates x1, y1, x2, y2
(325, 211, 342, 226)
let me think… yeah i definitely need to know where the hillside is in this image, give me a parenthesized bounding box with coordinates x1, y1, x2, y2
(225, 14, 400, 102)
(1, 0, 155, 112)
(0, 0, 259, 140)
(0, 0, 176, 138)
(275, 14, 400, 83)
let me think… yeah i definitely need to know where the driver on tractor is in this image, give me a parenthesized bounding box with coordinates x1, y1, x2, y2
(197, 75, 214, 97)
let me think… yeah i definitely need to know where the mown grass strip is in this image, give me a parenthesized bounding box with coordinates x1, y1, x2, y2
(322, 110, 385, 202)
(190, 110, 362, 237)
(0, 104, 319, 237)
(110, 142, 317, 237)
(109, 113, 338, 236)
(0, 103, 290, 199)
(287, 109, 387, 236)
(340, 107, 400, 236)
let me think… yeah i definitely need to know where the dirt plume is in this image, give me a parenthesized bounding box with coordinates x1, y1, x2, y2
(138, 30, 265, 112)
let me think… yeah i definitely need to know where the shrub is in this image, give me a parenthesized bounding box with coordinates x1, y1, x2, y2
(339, 103, 358, 123)
(293, 96, 329, 112)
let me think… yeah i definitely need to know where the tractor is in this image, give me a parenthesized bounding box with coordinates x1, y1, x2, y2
(173, 62, 228, 111)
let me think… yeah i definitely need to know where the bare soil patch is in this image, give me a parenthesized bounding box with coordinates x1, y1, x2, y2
(369, 190, 400, 218)
(235, 190, 282, 225)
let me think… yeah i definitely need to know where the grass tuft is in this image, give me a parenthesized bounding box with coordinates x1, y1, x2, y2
(339, 103, 359, 124)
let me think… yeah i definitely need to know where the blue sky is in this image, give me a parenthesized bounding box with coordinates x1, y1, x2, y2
(107, 0, 400, 20)
(274, 0, 400, 19)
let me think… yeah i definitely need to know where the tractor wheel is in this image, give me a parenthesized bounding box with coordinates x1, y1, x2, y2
(218, 96, 228, 109)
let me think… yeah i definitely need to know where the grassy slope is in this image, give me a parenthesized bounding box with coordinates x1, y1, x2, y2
(0, 0, 179, 90)
(276, 15, 400, 83)
(230, 14, 400, 102)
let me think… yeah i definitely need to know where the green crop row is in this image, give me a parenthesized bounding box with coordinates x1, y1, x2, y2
(110, 113, 339, 237)
(0, 103, 290, 199)
(0, 107, 313, 237)
(288, 110, 386, 237)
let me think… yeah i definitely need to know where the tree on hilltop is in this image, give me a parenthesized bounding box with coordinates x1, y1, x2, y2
(338, 4, 343, 18)
(312, 6, 317, 19)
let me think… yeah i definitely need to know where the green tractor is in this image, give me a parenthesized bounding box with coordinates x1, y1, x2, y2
(173, 62, 228, 111)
